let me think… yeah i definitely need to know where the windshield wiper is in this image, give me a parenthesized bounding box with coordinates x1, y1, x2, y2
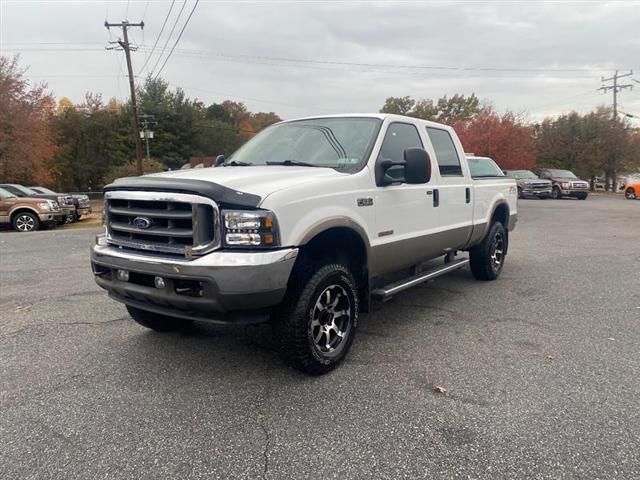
(223, 160, 253, 166)
(265, 160, 323, 167)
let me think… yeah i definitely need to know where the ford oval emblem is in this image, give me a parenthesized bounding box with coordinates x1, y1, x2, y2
(133, 216, 152, 229)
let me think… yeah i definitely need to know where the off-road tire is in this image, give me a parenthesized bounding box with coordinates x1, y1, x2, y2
(469, 221, 507, 281)
(126, 305, 190, 332)
(12, 211, 40, 232)
(551, 186, 562, 200)
(274, 263, 358, 375)
(626, 187, 636, 200)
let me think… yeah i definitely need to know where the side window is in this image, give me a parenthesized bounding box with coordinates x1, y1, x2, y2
(426, 127, 462, 176)
(539, 171, 549, 179)
(378, 123, 423, 180)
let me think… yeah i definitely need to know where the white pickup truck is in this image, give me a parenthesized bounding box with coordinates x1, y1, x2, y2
(92, 114, 517, 374)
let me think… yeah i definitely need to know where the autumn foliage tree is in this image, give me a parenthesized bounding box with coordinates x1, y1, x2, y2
(0, 55, 57, 185)
(453, 109, 536, 170)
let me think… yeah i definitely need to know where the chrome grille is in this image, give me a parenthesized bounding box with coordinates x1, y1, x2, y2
(105, 191, 219, 256)
(570, 181, 589, 190)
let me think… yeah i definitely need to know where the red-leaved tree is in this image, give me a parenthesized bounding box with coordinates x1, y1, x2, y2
(0, 55, 57, 184)
(453, 109, 536, 170)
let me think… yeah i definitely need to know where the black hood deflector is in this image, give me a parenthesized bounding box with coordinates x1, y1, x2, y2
(104, 176, 262, 208)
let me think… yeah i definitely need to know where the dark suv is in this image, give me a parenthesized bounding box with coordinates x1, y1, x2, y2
(537, 169, 589, 200)
(504, 170, 552, 199)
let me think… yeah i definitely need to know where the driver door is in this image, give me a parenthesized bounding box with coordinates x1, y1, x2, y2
(370, 121, 440, 276)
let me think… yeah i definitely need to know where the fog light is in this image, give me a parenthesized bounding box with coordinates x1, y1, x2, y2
(116, 269, 129, 282)
(154, 276, 166, 289)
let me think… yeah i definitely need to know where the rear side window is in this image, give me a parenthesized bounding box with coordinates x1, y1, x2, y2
(378, 123, 423, 180)
(426, 127, 462, 176)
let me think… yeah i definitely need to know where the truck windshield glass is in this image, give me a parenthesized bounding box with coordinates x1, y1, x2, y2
(0, 187, 17, 199)
(10, 185, 39, 196)
(548, 169, 577, 178)
(228, 117, 381, 168)
(467, 157, 504, 177)
(507, 170, 537, 179)
(33, 187, 56, 194)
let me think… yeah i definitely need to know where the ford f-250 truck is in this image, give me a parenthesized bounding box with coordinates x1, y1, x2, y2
(92, 114, 517, 375)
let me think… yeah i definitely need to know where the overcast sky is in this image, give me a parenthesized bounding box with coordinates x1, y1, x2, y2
(2, 0, 639, 123)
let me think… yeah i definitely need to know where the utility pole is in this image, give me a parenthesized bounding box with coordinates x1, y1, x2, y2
(598, 70, 634, 192)
(105, 20, 145, 175)
(139, 114, 157, 161)
(598, 70, 634, 120)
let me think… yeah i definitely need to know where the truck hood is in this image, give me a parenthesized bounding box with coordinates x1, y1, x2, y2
(146, 166, 347, 199)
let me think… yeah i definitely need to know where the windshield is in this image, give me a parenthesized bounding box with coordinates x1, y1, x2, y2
(506, 170, 538, 180)
(548, 169, 577, 178)
(32, 186, 56, 194)
(0, 187, 17, 199)
(467, 157, 504, 177)
(229, 117, 381, 168)
(9, 185, 40, 196)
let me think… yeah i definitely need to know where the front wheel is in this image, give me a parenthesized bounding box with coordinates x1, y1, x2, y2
(12, 212, 40, 232)
(274, 263, 358, 375)
(626, 187, 637, 200)
(577, 193, 588, 200)
(551, 186, 562, 200)
(126, 305, 191, 332)
(469, 221, 507, 281)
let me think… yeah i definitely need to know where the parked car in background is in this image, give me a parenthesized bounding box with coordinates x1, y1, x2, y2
(504, 170, 552, 199)
(0, 184, 76, 222)
(537, 169, 589, 200)
(466, 156, 505, 178)
(620, 177, 640, 199)
(0, 187, 62, 232)
(30, 186, 92, 220)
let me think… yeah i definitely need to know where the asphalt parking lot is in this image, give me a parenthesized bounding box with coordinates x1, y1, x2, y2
(1, 195, 639, 479)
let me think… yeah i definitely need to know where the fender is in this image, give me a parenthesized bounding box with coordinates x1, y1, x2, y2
(10, 206, 41, 219)
(465, 199, 511, 249)
(297, 216, 371, 254)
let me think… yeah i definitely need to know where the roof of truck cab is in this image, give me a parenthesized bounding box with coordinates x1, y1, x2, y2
(278, 113, 454, 130)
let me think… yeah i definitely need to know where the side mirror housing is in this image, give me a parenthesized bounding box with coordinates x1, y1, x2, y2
(404, 148, 431, 184)
(214, 155, 225, 167)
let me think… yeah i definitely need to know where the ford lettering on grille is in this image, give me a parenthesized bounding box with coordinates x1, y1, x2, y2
(133, 216, 152, 229)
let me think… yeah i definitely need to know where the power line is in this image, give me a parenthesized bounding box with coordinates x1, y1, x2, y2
(137, 0, 176, 75)
(148, 0, 188, 78)
(152, 0, 200, 80)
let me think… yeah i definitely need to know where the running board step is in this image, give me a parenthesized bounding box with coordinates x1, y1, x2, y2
(371, 258, 469, 301)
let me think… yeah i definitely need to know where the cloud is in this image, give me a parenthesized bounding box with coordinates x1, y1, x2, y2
(2, 0, 638, 122)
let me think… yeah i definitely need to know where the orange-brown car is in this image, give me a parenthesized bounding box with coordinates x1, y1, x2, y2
(0, 187, 64, 232)
(621, 178, 640, 200)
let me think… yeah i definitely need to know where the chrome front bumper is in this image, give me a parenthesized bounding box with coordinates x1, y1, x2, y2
(91, 239, 298, 324)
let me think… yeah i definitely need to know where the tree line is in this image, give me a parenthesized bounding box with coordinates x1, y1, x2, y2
(381, 94, 640, 186)
(1, 54, 638, 192)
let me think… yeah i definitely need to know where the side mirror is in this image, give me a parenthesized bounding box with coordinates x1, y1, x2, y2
(404, 148, 431, 184)
(214, 155, 225, 167)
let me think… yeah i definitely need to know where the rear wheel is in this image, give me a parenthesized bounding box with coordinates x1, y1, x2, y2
(274, 263, 358, 375)
(126, 305, 191, 332)
(12, 212, 40, 232)
(469, 221, 507, 281)
(626, 187, 637, 199)
(551, 186, 562, 200)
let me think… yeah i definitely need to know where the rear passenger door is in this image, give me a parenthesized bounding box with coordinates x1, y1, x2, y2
(425, 127, 473, 249)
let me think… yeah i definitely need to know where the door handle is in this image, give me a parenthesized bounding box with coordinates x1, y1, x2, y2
(433, 189, 439, 207)
(465, 187, 471, 203)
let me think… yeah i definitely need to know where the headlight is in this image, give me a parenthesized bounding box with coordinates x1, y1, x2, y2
(37, 202, 51, 211)
(561, 182, 570, 188)
(222, 210, 279, 248)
